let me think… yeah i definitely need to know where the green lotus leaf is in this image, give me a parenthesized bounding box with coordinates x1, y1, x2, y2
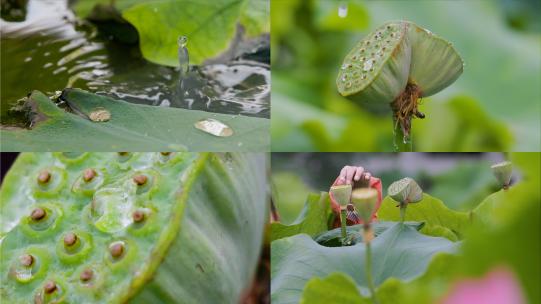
(271, 223, 458, 304)
(0, 89, 269, 152)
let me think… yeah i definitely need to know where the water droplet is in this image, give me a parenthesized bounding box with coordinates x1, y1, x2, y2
(194, 119, 233, 137)
(89, 108, 111, 122)
(363, 60, 373, 71)
(91, 181, 136, 233)
(338, 4, 348, 18)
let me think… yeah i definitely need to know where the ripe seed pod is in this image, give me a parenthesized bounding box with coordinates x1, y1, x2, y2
(351, 188, 379, 223)
(329, 184, 352, 207)
(387, 177, 423, 204)
(337, 21, 463, 139)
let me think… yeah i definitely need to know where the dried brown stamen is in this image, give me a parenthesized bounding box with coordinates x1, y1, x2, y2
(30, 208, 46, 221)
(391, 83, 423, 139)
(82, 169, 96, 182)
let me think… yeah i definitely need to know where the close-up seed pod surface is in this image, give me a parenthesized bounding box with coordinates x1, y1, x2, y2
(0, 152, 267, 303)
(337, 20, 464, 144)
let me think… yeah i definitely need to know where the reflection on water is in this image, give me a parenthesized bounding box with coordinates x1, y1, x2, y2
(0, 0, 269, 127)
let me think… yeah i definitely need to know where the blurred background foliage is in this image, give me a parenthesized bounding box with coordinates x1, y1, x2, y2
(271, 152, 540, 303)
(271, 153, 505, 224)
(271, 0, 540, 152)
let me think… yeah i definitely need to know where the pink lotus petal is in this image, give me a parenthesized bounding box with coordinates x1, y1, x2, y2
(441, 267, 526, 304)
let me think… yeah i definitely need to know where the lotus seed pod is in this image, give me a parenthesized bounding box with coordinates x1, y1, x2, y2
(491, 161, 513, 189)
(330, 184, 352, 207)
(387, 177, 423, 203)
(0, 152, 267, 303)
(337, 20, 463, 140)
(351, 188, 379, 223)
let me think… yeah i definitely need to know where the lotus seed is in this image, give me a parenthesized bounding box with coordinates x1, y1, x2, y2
(118, 152, 128, 156)
(20, 254, 34, 267)
(133, 210, 145, 223)
(109, 242, 124, 258)
(160, 152, 171, 156)
(133, 175, 148, 186)
(30, 208, 46, 221)
(80, 269, 93, 282)
(44, 281, 57, 294)
(82, 169, 96, 182)
(64, 232, 77, 247)
(37, 171, 51, 184)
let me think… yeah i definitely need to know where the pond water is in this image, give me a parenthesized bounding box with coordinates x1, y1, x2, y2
(0, 0, 270, 127)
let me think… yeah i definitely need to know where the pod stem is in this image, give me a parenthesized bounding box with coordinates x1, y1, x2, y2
(399, 201, 408, 224)
(363, 225, 379, 304)
(340, 208, 347, 245)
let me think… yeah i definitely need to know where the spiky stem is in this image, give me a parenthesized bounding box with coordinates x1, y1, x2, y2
(340, 208, 347, 245)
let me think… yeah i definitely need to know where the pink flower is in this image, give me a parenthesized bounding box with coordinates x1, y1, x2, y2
(441, 267, 526, 304)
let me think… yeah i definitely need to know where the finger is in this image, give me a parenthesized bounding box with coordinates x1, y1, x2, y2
(364, 172, 371, 181)
(353, 166, 364, 181)
(345, 166, 355, 184)
(337, 167, 348, 185)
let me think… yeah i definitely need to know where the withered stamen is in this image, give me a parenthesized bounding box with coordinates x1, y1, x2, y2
(30, 208, 46, 221)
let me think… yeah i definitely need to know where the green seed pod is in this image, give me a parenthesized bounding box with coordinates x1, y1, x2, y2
(0, 152, 266, 303)
(387, 177, 423, 204)
(337, 20, 464, 140)
(491, 161, 513, 189)
(351, 188, 379, 223)
(329, 184, 352, 207)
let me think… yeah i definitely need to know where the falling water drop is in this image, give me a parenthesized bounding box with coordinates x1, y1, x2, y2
(178, 36, 189, 77)
(338, 3, 348, 18)
(194, 119, 233, 137)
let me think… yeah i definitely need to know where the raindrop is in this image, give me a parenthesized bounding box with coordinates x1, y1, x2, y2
(89, 108, 111, 122)
(363, 60, 373, 71)
(338, 3, 348, 18)
(194, 119, 234, 137)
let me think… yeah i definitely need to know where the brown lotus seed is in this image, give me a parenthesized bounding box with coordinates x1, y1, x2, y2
(80, 269, 93, 282)
(64, 232, 77, 247)
(132, 210, 145, 223)
(44, 281, 57, 294)
(37, 171, 51, 184)
(82, 168, 96, 182)
(133, 175, 147, 185)
(30, 208, 46, 221)
(20, 254, 34, 267)
(160, 152, 171, 156)
(109, 243, 124, 258)
(118, 152, 129, 156)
